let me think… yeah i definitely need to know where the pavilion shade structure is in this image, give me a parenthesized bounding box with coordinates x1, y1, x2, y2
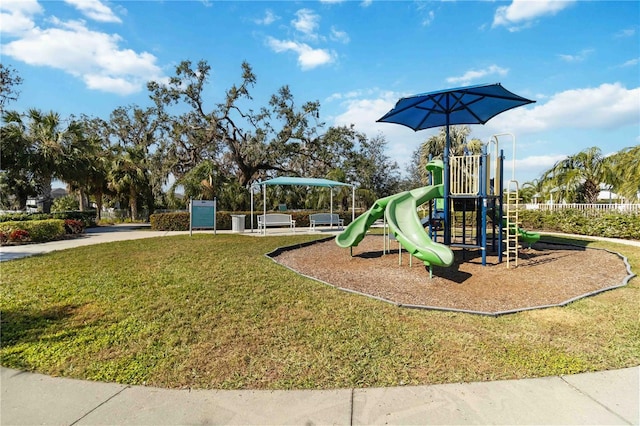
(250, 177, 355, 233)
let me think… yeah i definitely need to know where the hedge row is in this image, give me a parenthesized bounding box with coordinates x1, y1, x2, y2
(519, 209, 640, 240)
(150, 211, 353, 231)
(0, 219, 65, 244)
(0, 211, 97, 227)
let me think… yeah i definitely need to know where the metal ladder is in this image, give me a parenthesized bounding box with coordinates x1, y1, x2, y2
(504, 180, 519, 268)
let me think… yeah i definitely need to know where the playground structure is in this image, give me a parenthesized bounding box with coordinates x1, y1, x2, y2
(335, 134, 540, 274)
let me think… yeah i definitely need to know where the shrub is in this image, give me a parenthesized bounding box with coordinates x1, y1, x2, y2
(24, 220, 66, 242)
(0, 219, 66, 243)
(50, 211, 96, 228)
(9, 229, 30, 242)
(0, 211, 96, 228)
(52, 195, 79, 212)
(150, 212, 190, 231)
(64, 219, 85, 234)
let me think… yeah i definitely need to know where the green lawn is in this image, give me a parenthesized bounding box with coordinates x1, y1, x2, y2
(1, 234, 638, 390)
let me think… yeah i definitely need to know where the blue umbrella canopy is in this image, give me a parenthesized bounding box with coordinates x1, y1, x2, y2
(377, 83, 535, 131)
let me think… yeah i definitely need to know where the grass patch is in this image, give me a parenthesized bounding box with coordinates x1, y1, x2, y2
(1, 234, 638, 389)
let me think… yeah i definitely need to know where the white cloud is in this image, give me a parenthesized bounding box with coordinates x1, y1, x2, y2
(0, 0, 42, 35)
(557, 49, 593, 63)
(64, 0, 121, 23)
(330, 26, 349, 44)
(514, 154, 566, 173)
(421, 10, 435, 27)
(255, 9, 278, 26)
(446, 65, 509, 86)
(332, 90, 427, 169)
(488, 83, 640, 134)
(614, 28, 636, 38)
(292, 8, 320, 39)
(2, 18, 164, 95)
(84, 74, 139, 94)
(619, 58, 639, 68)
(266, 37, 336, 70)
(325, 88, 378, 102)
(264, 8, 348, 71)
(493, 0, 574, 31)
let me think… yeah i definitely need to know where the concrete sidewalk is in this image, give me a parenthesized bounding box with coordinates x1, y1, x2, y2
(1, 226, 639, 424)
(1, 366, 638, 425)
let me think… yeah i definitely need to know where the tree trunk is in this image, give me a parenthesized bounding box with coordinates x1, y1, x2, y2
(40, 174, 53, 214)
(77, 188, 88, 211)
(129, 186, 138, 221)
(95, 190, 103, 220)
(584, 180, 599, 204)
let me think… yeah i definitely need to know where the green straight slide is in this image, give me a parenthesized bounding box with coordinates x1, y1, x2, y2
(502, 218, 540, 246)
(335, 184, 454, 268)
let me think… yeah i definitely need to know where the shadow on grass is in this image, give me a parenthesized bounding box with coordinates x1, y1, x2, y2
(0, 304, 81, 346)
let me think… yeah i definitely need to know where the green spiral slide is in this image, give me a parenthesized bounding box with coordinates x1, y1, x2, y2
(335, 184, 454, 268)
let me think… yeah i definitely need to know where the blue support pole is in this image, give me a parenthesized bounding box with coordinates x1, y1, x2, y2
(480, 147, 488, 266)
(443, 115, 451, 246)
(498, 149, 505, 263)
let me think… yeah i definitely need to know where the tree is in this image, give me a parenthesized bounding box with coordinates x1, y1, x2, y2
(351, 133, 401, 198)
(414, 125, 483, 184)
(0, 64, 23, 113)
(74, 116, 113, 219)
(606, 145, 640, 202)
(148, 60, 352, 188)
(540, 146, 611, 204)
(1, 110, 36, 209)
(305, 168, 352, 211)
(519, 179, 544, 204)
(107, 105, 162, 215)
(108, 145, 149, 220)
(404, 148, 425, 190)
(1, 109, 84, 213)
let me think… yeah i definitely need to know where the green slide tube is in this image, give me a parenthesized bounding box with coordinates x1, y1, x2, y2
(501, 218, 540, 246)
(385, 185, 454, 267)
(335, 193, 397, 248)
(335, 184, 454, 268)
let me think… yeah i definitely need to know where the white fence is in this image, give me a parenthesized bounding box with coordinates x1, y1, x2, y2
(524, 203, 640, 215)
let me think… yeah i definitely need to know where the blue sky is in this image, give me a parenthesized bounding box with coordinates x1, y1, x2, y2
(1, 0, 639, 185)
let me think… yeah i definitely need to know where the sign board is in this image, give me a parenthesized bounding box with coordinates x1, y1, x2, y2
(189, 199, 216, 236)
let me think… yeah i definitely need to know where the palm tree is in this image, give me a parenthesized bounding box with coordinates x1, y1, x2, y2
(540, 146, 611, 204)
(85, 152, 112, 219)
(172, 160, 219, 201)
(520, 179, 543, 204)
(74, 116, 114, 218)
(1, 111, 34, 209)
(108, 146, 148, 220)
(2, 109, 84, 213)
(304, 168, 351, 211)
(606, 145, 640, 202)
(416, 125, 483, 184)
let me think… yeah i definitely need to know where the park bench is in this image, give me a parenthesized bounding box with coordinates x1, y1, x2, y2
(257, 213, 296, 232)
(309, 213, 344, 230)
